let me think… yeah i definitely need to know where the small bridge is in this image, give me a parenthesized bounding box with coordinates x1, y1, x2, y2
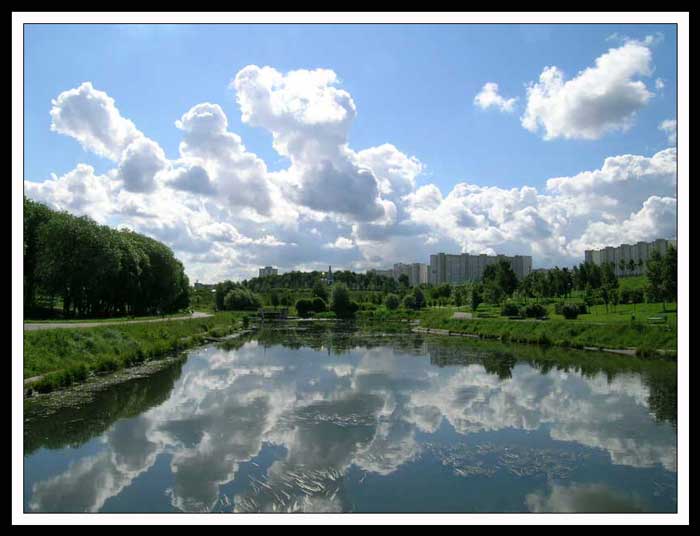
(258, 307, 289, 321)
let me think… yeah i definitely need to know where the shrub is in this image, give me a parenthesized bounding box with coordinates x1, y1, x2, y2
(295, 298, 315, 318)
(311, 297, 328, 313)
(402, 294, 417, 310)
(500, 302, 521, 317)
(384, 294, 400, 310)
(520, 303, 547, 319)
(223, 288, 262, 310)
(331, 283, 359, 318)
(560, 304, 579, 320)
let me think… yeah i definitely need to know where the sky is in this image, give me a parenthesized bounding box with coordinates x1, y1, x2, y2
(23, 23, 678, 283)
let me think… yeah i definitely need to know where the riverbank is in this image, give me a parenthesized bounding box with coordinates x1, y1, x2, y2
(417, 309, 677, 358)
(24, 311, 247, 394)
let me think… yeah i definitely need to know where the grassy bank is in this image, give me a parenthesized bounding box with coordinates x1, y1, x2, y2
(24, 311, 247, 394)
(419, 308, 677, 356)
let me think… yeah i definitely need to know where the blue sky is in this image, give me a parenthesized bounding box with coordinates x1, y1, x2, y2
(24, 24, 678, 282)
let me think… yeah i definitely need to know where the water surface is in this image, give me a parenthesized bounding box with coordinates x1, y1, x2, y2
(24, 327, 677, 513)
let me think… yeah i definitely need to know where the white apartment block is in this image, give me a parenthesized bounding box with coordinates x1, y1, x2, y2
(368, 263, 429, 286)
(258, 266, 278, 277)
(584, 238, 677, 277)
(429, 252, 532, 284)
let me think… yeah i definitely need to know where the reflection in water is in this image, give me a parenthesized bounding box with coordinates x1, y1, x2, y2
(24, 327, 677, 513)
(526, 483, 645, 512)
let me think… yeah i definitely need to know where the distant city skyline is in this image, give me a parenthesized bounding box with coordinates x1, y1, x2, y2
(23, 24, 677, 283)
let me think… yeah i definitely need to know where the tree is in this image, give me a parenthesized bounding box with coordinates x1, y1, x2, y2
(312, 279, 329, 302)
(600, 262, 619, 313)
(618, 259, 627, 277)
(627, 258, 636, 275)
(330, 283, 359, 318)
(645, 249, 665, 308)
(470, 283, 483, 312)
(398, 274, 410, 289)
(413, 287, 426, 309)
(384, 293, 400, 310)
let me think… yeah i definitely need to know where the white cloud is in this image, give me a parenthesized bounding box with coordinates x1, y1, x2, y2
(26, 67, 677, 282)
(658, 119, 677, 145)
(474, 82, 517, 113)
(522, 40, 654, 140)
(50, 82, 142, 161)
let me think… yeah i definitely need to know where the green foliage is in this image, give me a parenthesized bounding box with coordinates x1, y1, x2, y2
(330, 283, 359, 318)
(312, 280, 329, 302)
(520, 303, 547, 319)
(419, 308, 676, 352)
(24, 312, 246, 393)
(470, 283, 484, 312)
(500, 302, 521, 317)
(223, 288, 262, 310)
(560, 304, 580, 320)
(24, 197, 190, 319)
(384, 293, 400, 310)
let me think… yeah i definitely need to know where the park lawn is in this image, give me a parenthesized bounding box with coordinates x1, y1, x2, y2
(24, 311, 248, 393)
(419, 307, 677, 353)
(24, 311, 199, 324)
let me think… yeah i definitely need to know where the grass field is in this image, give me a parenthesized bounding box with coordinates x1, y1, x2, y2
(24, 311, 247, 393)
(419, 307, 677, 354)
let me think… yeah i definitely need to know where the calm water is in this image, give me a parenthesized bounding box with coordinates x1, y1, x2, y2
(24, 326, 677, 513)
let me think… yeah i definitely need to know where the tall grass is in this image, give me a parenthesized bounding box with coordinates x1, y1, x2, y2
(24, 312, 247, 393)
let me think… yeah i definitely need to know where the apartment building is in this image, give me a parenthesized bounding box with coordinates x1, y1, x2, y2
(584, 238, 677, 276)
(258, 266, 278, 277)
(429, 252, 532, 284)
(368, 262, 429, 286)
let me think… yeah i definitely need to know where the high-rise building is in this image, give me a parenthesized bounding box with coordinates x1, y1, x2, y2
(258, 266, 278, 278)
(429, 252, 532, 284)
(368, 262, 428, 286)
(584, 238, 676, 276)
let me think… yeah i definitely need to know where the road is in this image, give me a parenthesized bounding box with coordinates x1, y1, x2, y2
(24, 311, 213, 331)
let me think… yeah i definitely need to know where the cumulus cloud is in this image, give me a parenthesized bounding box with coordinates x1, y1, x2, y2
(474, 82, 517, 112)
(26, 65, 677, 282)
(522, 40, 654, 140)
(50, 82, 142, 160)
(658, 119, 677, 145)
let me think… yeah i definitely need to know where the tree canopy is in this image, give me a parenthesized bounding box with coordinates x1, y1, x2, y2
(24, 197, 190, 318)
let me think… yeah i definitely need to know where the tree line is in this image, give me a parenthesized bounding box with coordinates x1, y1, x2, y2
(24, 197, 190, 318)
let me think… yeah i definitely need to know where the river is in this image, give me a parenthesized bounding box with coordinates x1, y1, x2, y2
(23, 325, 677, 513)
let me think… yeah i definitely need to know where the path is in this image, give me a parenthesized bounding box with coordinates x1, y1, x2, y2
(24, 311, 213, 331)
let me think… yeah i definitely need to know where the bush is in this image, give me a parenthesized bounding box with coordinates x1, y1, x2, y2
(223, 288, 262, 310)
(311, 297, 328, 313)
(384, 294, 400, 310)
(295, 298, 315, 318)
(359, 302, 377, 311)
(500, 302, 521, 317)
(402, 294, 417, 310)
(560, 304, 580, 320)
(331, 283, 359, 318)
(520, 303, 547, 319)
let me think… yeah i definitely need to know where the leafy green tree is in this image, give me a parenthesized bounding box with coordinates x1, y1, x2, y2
(330, 283, 359, 318)
(470, 283, 483, 312)
(312, 279, 329, 302)
(384, 293, 400, 310)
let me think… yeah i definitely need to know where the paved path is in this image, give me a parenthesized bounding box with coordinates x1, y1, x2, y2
(24, 311, 213, 331)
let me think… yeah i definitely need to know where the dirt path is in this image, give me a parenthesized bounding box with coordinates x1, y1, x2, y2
(24, 311, 213, 331)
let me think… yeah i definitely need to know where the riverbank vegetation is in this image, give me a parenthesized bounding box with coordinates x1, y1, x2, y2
(24, 198, 190, 319)
(24, 312, 246, 394)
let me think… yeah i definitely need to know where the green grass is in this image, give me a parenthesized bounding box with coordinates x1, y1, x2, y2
(24, 311, 247, 393)
(24, 311, 199, 324)
(419, 307, 677, 354)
